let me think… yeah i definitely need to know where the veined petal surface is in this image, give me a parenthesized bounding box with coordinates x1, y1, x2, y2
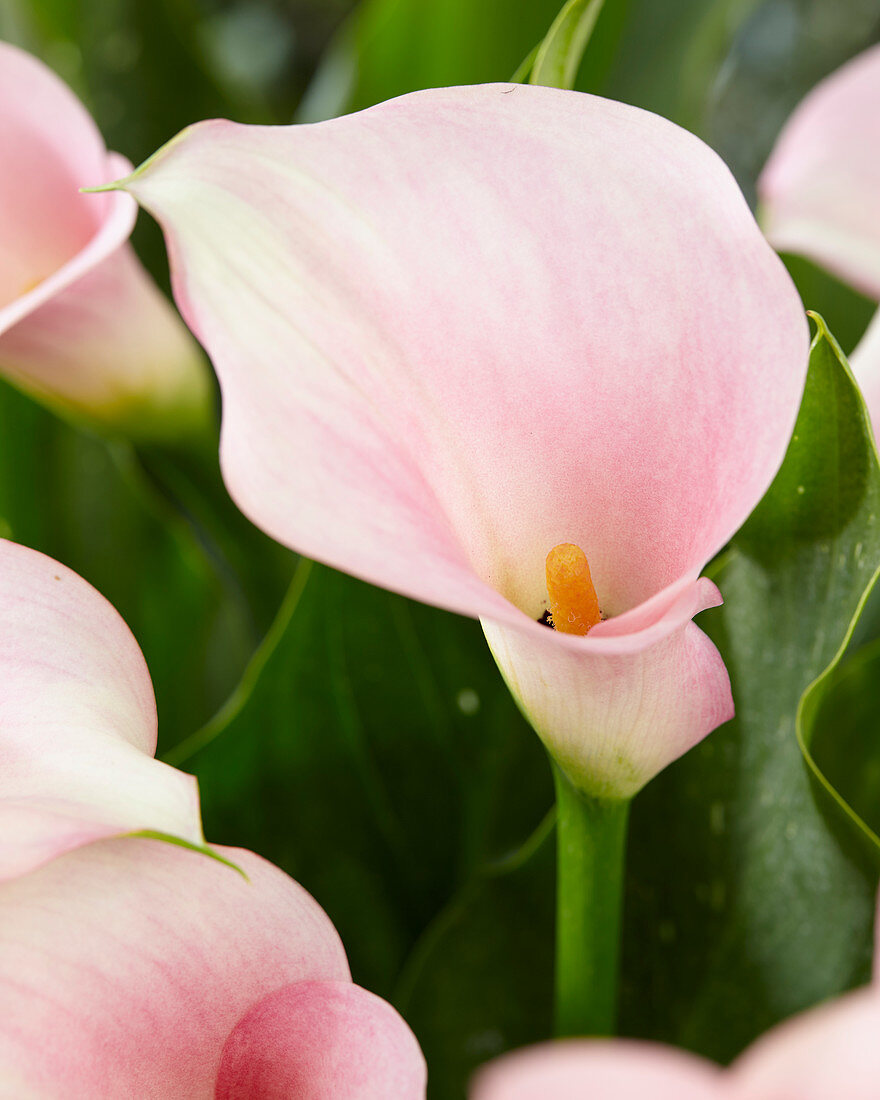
(0, 538, 203, 879)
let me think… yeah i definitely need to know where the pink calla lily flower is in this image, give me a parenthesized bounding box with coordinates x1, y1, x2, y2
(0, 838, 426, 1097)
(0, 40, 210, 438)
(759, 43, 880, 301)
(470, 984, 880, 1099)
(0, 537, 425, 1096)
(0, 536, 205, 880)
(106, 85, 808, 796)
(759, 44, 880, 426)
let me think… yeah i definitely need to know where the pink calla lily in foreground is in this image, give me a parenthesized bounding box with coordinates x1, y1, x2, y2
(0, 536, 205, 879)
(470, 984, 880, 1099)
(0, 838, 426, 1097)
(0, 40, 210, 438)
(0, 538, 425, 1097)
(108, 85, 809, 795)
(759, 44, 880, 427)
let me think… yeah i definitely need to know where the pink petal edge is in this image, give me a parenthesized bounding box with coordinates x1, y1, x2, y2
(0, 840, 349, 1098)
(0, 538, 203, 880)
(216, 980, 426, 1099)
(470, 1039, 723, 1100)
(759, 43, 880, 300)
(0, 42, 208, 435)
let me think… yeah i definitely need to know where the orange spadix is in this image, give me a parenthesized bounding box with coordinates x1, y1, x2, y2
(545, 543, 601, 636)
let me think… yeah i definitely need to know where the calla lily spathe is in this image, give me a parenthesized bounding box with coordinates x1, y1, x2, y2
(0, 538, 425, 1098)
(0, 839, 426, 1097)
(0, 536, 204, 880)
(759, 43, 880, 301)
(109, 85, 809, 796)
(759, 44, 880, 427)
(0, 41, 210, 439)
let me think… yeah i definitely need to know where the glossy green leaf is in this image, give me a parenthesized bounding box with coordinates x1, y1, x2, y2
(529, 0, 606, 90)
(801, 636, 880, 851)
(623, 316, 880, 1059)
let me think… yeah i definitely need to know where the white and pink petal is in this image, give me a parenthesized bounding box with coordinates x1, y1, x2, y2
(759, 44, 880, 299)
(118, 85, 808, 626)
(0, 41, 209, 437)
(0, 538, 203, 880)
(115, 84, 807, 787)
(0, 840, 350, 1097)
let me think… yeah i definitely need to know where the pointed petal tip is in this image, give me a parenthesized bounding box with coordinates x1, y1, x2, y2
(125, 831, 246, 880)
(80, 177, 131, 195)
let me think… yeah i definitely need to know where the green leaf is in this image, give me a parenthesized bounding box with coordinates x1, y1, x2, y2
(131, 431, 296, 644)
(0, 379, 258, 749)
(297, 0, 587, 121)
(396, 815, 556, 1098)
(598, 0, 749, 128)
(529, 0, 607, 90)
(509, 43, 540, 84)
(623, 315, 880, 1059)
(179, 563, 553, 999)
(801, 635, 880, 852)
(777, 256, 875, 363)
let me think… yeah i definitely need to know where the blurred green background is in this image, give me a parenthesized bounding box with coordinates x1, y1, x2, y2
(2, 1, 880, 1096)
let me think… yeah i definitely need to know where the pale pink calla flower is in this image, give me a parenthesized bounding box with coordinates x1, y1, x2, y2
(759, 44, 880, 301)
(0, 537, 425, 1096)
(471, 985, 880, 1099)
(0, 837, 426, 1097)
(107, 86, 808, 796)
(0, 536, 205, 879)
(0, 40, 211, 438)
(759, 44, 880, 426)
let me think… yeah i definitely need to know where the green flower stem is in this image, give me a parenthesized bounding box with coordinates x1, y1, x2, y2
(553, 761, 630, 1037)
